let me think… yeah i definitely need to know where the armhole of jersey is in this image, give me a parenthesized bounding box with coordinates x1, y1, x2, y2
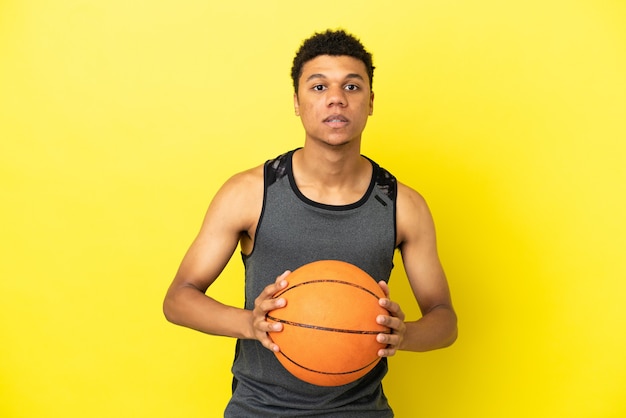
(242, 150, 294, 261)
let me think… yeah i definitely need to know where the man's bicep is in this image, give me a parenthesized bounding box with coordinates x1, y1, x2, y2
(174, 172, 262, 291)
(400, 237, 452, 315)
(397, 184, 453, 314)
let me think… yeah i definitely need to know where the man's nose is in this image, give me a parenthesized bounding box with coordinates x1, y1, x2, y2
(326, 87, 347, 107)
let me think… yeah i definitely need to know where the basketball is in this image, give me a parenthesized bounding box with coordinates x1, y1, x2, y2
(266, 259, 390, 386)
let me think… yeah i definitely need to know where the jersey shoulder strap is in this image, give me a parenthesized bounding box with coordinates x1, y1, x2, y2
(264, 150, 292, 187)
(369, 158, 397, 202)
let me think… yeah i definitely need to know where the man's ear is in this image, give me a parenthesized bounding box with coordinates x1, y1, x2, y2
(294, 93, 300, 116)
(369, 91, 375, 116)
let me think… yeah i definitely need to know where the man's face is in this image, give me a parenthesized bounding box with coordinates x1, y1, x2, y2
(294, 55, 374, 147)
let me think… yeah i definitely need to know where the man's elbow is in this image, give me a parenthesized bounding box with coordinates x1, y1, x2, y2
(162, 293, 181, 325)
(443, 324, 458, 348)
(439, 307, 458, 348)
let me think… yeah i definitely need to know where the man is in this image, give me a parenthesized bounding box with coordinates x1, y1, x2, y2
(163, 29, 457, 417)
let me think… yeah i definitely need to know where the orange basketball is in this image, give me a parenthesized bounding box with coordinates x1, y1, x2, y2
(266, 260, 390, 386)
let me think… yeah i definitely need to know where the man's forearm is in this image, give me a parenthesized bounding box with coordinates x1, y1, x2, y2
(399, 306, 458, 352)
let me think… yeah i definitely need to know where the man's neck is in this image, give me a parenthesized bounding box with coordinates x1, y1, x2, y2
(292, 143, 372, 205)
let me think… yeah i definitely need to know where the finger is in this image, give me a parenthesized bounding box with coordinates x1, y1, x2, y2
(377, 346, 398, 358)
(376, 314, 403, 332)
(378, 298, 405, 321)
(276, 270, 291, 283)
(263, 271, 291, 310)
(378, 280, 390, 298)
(266, 295, 287, 311)
(376, 332, 400, 358)
(376, 331, 399, 346)
(255, 274, 290, 311)
(262, 319, 283, 332)
(259, 332, 281, 353)
(264, 270, 290, 299)
(255, 318, 283, 352)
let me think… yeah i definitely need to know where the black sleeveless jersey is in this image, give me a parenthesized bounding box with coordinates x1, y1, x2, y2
(225, 149, 397, 417)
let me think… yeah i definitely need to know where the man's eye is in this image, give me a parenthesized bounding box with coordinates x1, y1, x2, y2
(345, 84, 359, 91)
(312, 85, 326, 91)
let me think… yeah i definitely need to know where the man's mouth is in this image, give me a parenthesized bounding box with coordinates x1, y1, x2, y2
(323, 115, 349, 125)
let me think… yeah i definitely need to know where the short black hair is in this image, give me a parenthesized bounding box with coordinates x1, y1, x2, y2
(291, 29, 375, 94)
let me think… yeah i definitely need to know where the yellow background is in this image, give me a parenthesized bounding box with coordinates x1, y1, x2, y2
(2, 1, 625, 417)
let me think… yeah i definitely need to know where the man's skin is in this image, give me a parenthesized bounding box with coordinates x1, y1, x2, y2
(163, 54, 457, 358)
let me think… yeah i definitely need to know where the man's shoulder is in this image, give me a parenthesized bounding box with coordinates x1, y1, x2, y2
(211, 164, 264, 228)
(222, 149, 295, 193)
(396, 181, 428, 207)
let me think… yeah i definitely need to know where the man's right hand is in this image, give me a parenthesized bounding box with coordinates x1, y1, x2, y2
(250, 271, 290, 352)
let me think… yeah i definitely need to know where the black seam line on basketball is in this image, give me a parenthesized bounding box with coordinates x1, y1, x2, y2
(273, 279, 381, 299)
(266, 315, 391, 335)
(278, 351, 380, 376)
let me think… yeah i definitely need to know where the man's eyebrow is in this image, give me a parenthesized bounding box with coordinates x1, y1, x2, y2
(305, 73, 366, 83)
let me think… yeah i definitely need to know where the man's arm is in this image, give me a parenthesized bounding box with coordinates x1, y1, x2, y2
(162, 166, 287, 352)
(377, 182, 457, 355)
